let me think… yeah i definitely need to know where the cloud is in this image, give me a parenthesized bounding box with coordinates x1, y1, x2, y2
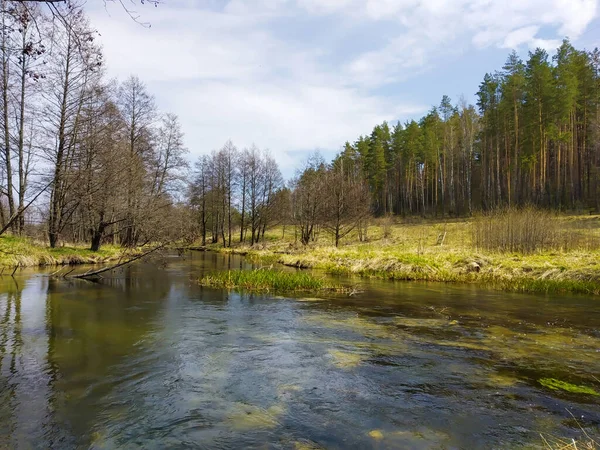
(336, 0, 599, 86)
(88, 1, 426, 175)
(170, 80, 422, 169)
(87, 0, 599, 176)
(501, 26, 540, 49)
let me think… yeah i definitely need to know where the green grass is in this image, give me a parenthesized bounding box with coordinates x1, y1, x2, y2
(0, 235, 130, 267)
(539, 378, 599, 396)
(194, 214, 600, 296)
(199, 268, 350, 293)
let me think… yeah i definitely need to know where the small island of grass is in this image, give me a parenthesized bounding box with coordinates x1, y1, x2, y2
(199, 268, 351, 294)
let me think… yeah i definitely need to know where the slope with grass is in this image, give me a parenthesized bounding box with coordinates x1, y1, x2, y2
(0, 235, 130, 268)
(198, 213, 600, 296)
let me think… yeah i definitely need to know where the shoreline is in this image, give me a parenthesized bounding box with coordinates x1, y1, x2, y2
(191, 230, 600, 296)
(0, 235, 139, 269)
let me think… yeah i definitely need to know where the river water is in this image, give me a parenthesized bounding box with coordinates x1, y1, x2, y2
(0, 251, 599, 449)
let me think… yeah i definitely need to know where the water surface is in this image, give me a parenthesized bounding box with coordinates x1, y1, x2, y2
(0, 251, 599, 449)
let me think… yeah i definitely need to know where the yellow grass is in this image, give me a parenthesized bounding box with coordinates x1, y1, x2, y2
(200, 214, 600, 295)
(0, 235, 132, 268)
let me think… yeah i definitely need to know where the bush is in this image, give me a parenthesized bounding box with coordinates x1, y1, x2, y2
(472, 207, 573, 254)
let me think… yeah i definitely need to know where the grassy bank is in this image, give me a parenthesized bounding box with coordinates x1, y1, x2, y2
(0, 235, 131, 268)
(198, 214, 600, 296)
(199, 268, 351, 294)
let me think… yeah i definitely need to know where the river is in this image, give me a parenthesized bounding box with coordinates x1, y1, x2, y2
(0, 251, 599, 449)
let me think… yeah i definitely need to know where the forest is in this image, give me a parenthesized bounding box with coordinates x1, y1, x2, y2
(0, 2, 599, 252)
(339, 43, 600, 217)
(189, 40, 600, 248)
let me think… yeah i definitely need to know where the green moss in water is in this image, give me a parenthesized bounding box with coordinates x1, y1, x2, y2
(538, 378, 599, 396)
(226, 403, 285, 430)
(328, 349, 362, 369)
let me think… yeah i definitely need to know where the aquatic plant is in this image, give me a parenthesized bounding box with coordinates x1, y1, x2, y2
(538, 378, 599, 396)
(226, 403, 285, 430)
(199, 268, 351, 293)
(368, 430, 384, 440)
(327, 349, 362, 368)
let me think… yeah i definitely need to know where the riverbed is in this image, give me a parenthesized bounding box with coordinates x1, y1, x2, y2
(0, 251, 599, 449)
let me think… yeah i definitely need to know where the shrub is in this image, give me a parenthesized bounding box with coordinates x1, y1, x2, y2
(472, 207, 584, 254)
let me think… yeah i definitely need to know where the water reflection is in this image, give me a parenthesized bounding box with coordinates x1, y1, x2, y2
(0, 252, 598, 449)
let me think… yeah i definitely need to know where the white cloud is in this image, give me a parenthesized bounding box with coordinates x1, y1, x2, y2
(502, 26, 540, 49)
(88, 1, 426, 175)
(337, 0, 599, 86)
(87, 0, 599, 176)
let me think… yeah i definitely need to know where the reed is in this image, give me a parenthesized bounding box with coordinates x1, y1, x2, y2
(199, 268, 349, 293)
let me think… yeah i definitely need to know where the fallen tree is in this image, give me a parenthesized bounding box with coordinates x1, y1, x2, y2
(68, 241, 170, 279)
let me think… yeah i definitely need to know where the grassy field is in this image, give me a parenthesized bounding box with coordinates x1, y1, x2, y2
(0, 235, 130, 268)
(201, 214, 600, 296)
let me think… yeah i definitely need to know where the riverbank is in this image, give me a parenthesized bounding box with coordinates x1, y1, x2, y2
(0, 235, 131, 268)
(197, 216, 600, 296)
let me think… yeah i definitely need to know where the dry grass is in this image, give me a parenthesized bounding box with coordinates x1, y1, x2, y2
(541, 408, 599, 450)
(197, 213, 600, 295)
(0, 235, 129, 268)
(473, 207, 600, 254)
(542, 435, 597, 450)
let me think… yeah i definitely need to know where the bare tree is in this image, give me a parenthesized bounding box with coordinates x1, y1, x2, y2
(12, 3, 44, 234)
(72, 80, 129, 251)
(219, 140, 237, 247)
(42, 5, 102, 247)
(257, 151, 283, 242)
(292, 153, 327, 246)
(323, 162, 371, 247)
(150, 113, 188, 198)
(117, 75, 155, 247)
(238, 147, 250, 243)
(190, 154, 210, 245)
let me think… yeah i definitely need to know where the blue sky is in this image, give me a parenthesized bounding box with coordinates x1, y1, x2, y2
(88, 0, 600, 177)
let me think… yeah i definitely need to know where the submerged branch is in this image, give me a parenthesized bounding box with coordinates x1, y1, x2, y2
(69, 242, 169, 279)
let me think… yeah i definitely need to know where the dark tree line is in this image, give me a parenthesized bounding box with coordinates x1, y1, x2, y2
(340, 40, 600, 217)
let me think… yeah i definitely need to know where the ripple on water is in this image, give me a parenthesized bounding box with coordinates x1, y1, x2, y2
(1, 256, 600, 449)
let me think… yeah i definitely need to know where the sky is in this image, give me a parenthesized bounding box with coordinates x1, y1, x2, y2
(86, 0, 600, 177)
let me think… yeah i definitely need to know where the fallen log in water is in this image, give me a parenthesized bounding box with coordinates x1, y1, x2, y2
(69, 242, 170, 279)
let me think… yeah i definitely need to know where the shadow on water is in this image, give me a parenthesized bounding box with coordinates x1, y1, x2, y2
(0, 250, 598, 449)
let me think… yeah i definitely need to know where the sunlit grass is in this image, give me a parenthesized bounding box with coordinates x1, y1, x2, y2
(199, 268, 350, 293)
(541, 436, 597, 450)
(0, 234, 129, 267)
(196, 214, 600, 295)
